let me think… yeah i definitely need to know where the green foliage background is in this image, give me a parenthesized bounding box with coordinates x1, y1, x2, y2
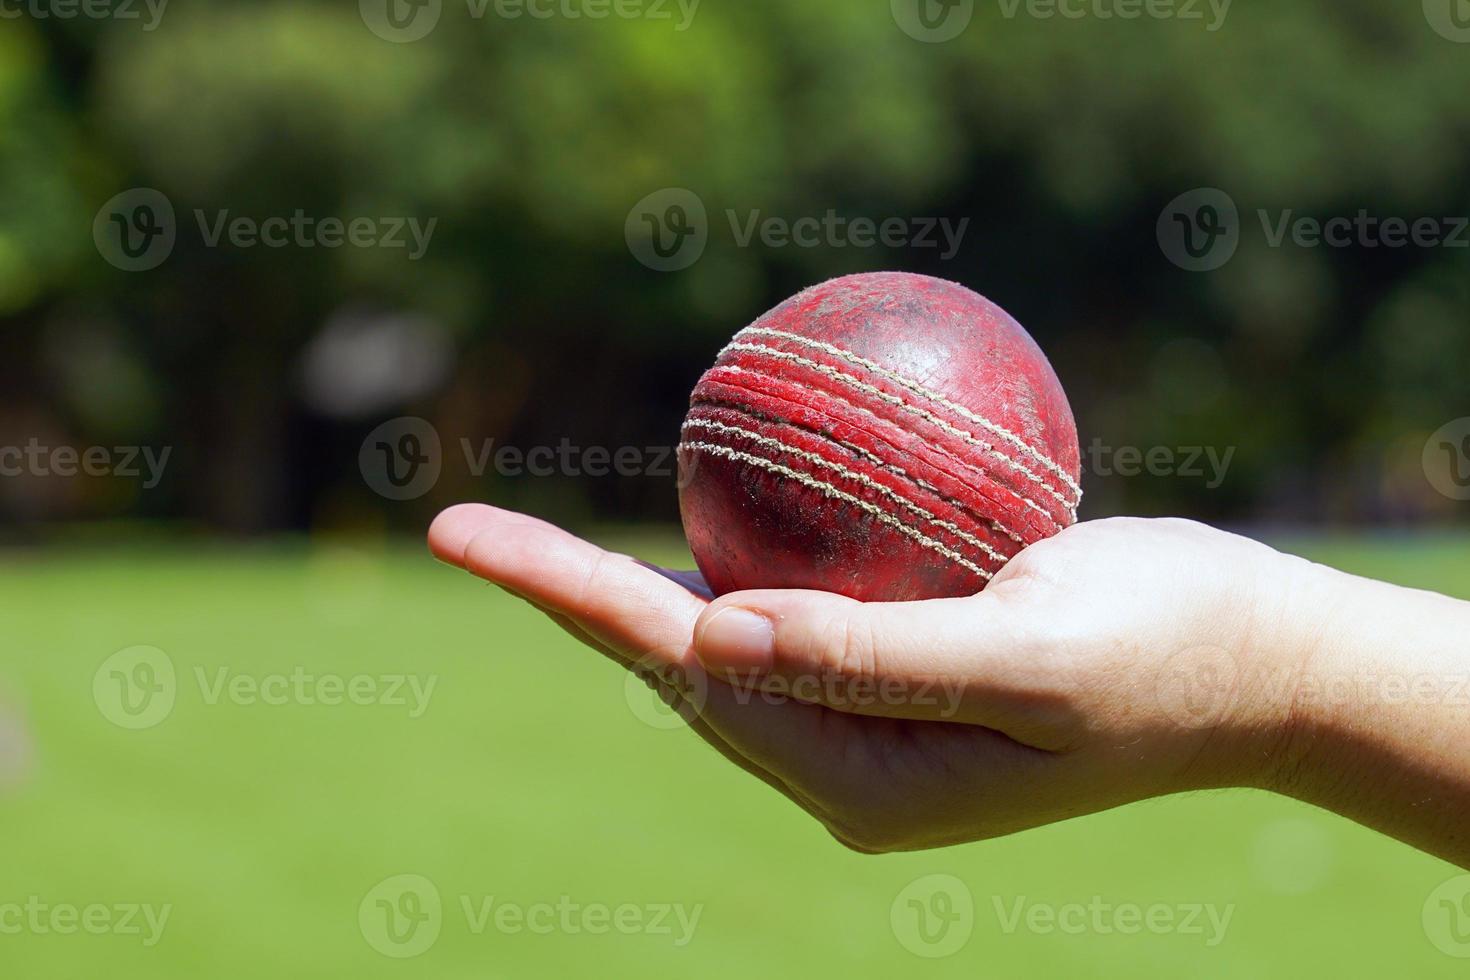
(1, 0, 1465, 533)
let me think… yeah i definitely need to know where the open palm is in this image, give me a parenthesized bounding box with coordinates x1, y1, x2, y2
(431, 504, 1078, 851)
(429, 505, 1299, 852)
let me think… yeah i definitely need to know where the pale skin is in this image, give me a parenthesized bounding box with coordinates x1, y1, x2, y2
(429, 504, 1470, 867)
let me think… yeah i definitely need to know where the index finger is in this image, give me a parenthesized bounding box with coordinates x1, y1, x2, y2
(427, 505, 852, 792)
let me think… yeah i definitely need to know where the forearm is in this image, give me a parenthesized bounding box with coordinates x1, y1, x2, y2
(1273, 560, 1470, 866)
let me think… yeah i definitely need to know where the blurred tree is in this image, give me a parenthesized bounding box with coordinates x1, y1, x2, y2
(0, 0, 1465, 531)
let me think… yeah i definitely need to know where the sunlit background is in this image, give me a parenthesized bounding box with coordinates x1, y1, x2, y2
(1, 1, 1468, 977)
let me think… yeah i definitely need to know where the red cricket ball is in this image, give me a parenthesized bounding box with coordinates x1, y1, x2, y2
(677, 272, 1081, 601)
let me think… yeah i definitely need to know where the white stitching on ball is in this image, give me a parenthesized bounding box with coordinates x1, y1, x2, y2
(678, 440, 994, 582)
(682, 418, 1015, 568)
(730, 327, 1083, 503)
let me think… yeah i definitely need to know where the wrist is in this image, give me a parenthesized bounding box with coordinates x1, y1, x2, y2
(1198, 547, 1341, 792)
(1241, 553, 1360, 796)
(1255, 554, 1470, 824)
(1161, 541, 1338, 793)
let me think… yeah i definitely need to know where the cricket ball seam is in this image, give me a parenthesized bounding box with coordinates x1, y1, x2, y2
(720, 343, 1079, 518)
(687, 396, 1028, 546)
(679, 440, 993, 582)
(693, 370, 1063, 539)
(681, 418, 1014, 569)
(733, 325, 1084, 503)
(708, 364, 1069, 533)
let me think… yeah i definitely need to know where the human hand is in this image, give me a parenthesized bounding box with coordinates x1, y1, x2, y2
(429, 506, 1316, 852)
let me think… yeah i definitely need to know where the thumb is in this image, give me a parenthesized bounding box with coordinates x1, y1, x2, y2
(692, 589, 1019, 725)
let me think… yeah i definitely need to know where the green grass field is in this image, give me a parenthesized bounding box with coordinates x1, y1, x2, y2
(1, 530, 1467, 978)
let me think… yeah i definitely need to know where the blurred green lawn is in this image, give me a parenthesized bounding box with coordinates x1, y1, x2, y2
(1, 530, 1467, 978)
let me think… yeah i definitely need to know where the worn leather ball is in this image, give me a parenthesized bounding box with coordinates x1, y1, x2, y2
(677, 272, 1081, 601)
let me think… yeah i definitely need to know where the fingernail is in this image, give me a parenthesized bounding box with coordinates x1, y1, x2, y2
(696, 607, 775, 673)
